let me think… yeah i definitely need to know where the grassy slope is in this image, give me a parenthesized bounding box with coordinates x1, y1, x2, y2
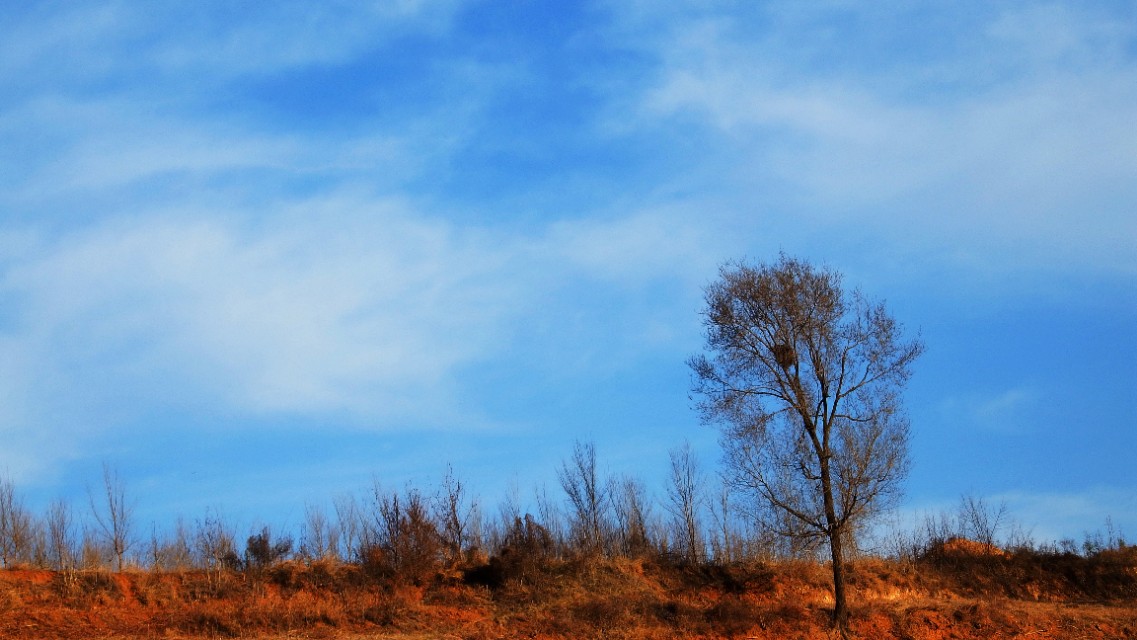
(0, 550, 1134, 639)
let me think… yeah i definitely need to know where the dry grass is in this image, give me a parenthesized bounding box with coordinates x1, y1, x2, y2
(0, 548, 1133, 639)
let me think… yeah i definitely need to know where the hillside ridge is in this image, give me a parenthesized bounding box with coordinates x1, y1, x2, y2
(1, 543, 1134, 639)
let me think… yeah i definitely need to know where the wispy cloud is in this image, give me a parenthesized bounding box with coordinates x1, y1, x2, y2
(627, 3, 1137, 277)
(2, 202, 518, 418)
(0, 1, 1132, 528)
(547, 207, 722, 288)
(0, 187, 724, 481)
(936, 386, 1040, 433)
(1, 2, 466, 83)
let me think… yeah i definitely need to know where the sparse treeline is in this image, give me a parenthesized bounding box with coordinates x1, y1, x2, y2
(0, 444, 1127, 577)
(0, 441, 784, 574)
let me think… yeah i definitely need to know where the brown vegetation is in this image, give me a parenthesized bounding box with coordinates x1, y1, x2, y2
(0, 542, 1133, 639)
(1, 458, 1133, 638)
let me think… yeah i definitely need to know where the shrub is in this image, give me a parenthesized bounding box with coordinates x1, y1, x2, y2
(245, 526, 293, 572)
(365, 488, 444, 585)
(467, 514, 554, 589)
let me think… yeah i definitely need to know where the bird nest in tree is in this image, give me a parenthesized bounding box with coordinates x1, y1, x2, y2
(771, 343, 796, 369)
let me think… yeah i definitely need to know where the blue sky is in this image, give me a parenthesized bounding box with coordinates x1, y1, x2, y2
(1, 1, 1134, 546)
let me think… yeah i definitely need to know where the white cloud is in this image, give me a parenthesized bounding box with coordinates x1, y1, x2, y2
(985, 4, 1134, 70)
(1, 0, 1130, 517)
(0, 95, 459, 205)
(0, 190, 719, 432)
(633, 4, 1137, 277)
(49, 112, 294, 191)
(152, 2, 467, 76)
(936, 386, 1040, 433)
(1, 200, 524, 424)
(974, 388, 1037, 420)
(0, 1, 467, 83)
(546, 206, 722, 287)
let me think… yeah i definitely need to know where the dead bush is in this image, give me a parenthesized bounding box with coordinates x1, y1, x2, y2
(52, 569, 123, 606)
(654, 556, 775, 596)
(365, 487, 444, 586)
(466, 514, 553, 590)
(181, 568, 243, 601)
(270, 557, 347, 595)
(245, 526, 293, 573)
(282, 589, 345, 629)
(134, 572, 179, 608)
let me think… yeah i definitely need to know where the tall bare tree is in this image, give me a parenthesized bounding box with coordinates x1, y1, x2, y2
(610, 475, 652, 557)
(435, 465, 477, 563)
(89, 464, 134, 571)
(958, 493, 1008, 548)
(665, 442, 704, 564)
(194, 509, 239, 579)
(534, 483, 567, 554)
(709, 483, 747, 563)
(300, 503, 340, 562)
(334, 494, 364, 562)
(148, 517, 194, 570)
(46, 499, 76, 572)
(0, 477, 34, 567)
(557, 440, 608, 555)
(689, 255, 922, 632)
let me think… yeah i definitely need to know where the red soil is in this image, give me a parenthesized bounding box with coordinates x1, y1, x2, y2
(0, 550, 1133, 639)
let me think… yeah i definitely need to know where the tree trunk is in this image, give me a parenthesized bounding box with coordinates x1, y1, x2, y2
(828, 527, 849, 635)
(818, 441, 849, 635)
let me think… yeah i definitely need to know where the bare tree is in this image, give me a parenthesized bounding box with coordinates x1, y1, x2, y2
(958, 493, 1007, 548)
(367, 484, 442, 583)
(610, 475, 652, 557)
(485, 482, 523, 555)
(665, 442, 704, 564)
(690, 255, 923, 633)
(334, 494, 364, 562)
(557, 440, 608, 555)
(89, 463, 135, 571)
(300, 503, 340, 562)
(434, 465, 477, 564)
(80, 524, 112, 569)
(46, 499, 76, 572)
(0, 477, 35, 567)
(708, 483, 748, 563)
(194, 509, 240, 577)
(148, 518, 194, 570)
(534, 483, 567, 555)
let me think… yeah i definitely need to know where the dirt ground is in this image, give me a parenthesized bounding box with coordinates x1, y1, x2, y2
(1, 551, 1134, 639)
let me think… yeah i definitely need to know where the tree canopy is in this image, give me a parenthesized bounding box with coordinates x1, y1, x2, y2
(690, 254, 923, 630)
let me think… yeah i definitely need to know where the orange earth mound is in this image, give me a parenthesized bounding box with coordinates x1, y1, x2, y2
(935, 536, 1010, 557)
(0, 553, 1133, 639)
